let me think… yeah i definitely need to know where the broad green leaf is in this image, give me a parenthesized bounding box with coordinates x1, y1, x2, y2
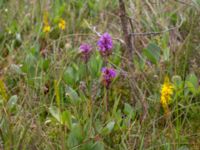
(186, 73, 199, 94)
(38, 59, 50, 71)
(178, 145, 189, 150)
(78, 63, 87, 79)
(88, 54, 103, 78)
(133, 56, 146, 71)
(62, 110, 72, 129)
(101, 121, 115, 135)
(65, 86, 81, 104)
(64, 67, 75, 85)
(112, 43, 121, 66)
(67, 125, 83, 148)
(143, 43, 161, 64)
(172, 75, 183, 95)
(163, 47, 170, 61)
(124, 103, 135, 120)
(49, 106, 61, 123)
(187, 73, 198, 88)
(7, 95, 18, 110)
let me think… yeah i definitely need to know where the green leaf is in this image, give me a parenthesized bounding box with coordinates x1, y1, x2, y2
(112, 43, 122, 66)
(65, 86, 81, 104)
(67, 125, 83, 148)
(163, 47, 170, 61)
(62, 110, 72, 129)
(186, 73, 199, 94)
(91, 142, 104, 150)
(7, 95, 18, 110)
(178, 146, 189, 150)
(88, 54, 103, 78)
(143, 43, 161, 64)
(78, 63, 87, 79)
(172, 75, 183, 94)
(49, 106, 61, 123)
(101, 121, 115, 135)
(124, 103, 135, 120)
(63, 67, 75, 85)
(133, 56, 146, 71)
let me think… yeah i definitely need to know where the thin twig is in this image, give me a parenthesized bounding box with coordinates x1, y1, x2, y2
(130, 16, 184, 37)
(84, 20, 125, 44)
(130, 26, 178, 36)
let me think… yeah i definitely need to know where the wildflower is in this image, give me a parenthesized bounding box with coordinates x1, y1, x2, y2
(58, 19, 66, 30)
(43, 25, 51, 33)
(97, 33, 113, 57)
(101, 67, 116, 89)
(43, 12, 51, 33)
(79, 43, 92, 63)
(160, 76, 173, 114)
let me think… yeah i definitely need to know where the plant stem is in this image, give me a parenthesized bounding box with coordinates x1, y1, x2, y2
(105, 88, 109, 112)
(118, 0, 134, 60)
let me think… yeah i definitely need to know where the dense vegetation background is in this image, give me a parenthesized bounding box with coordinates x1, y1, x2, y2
(0, 0, 200, 149)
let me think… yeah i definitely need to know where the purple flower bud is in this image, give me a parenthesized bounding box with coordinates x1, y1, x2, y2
(97, 33, 113, 57)
(101, 67, 116, 88)
(79, 43, 92, 63)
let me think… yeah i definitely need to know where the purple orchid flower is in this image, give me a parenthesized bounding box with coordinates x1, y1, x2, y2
(79, 43, 92, 63)
(101, 67, 116, 88)
(97, 33, 113, 57)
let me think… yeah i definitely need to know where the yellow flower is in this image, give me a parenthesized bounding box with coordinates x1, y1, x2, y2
(43, 12, 51, 33)
(160, 76, 173, 113)
(43, 25, 51, 33)
(58, 19, 66, 30)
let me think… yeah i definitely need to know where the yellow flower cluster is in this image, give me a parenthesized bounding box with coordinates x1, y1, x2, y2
(58, 19, 66, 30)
(43, 12, 51, 33)
(42, 11, 66, 33)
(160, 76, 173, 113)
(43, 25, 51, 33)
